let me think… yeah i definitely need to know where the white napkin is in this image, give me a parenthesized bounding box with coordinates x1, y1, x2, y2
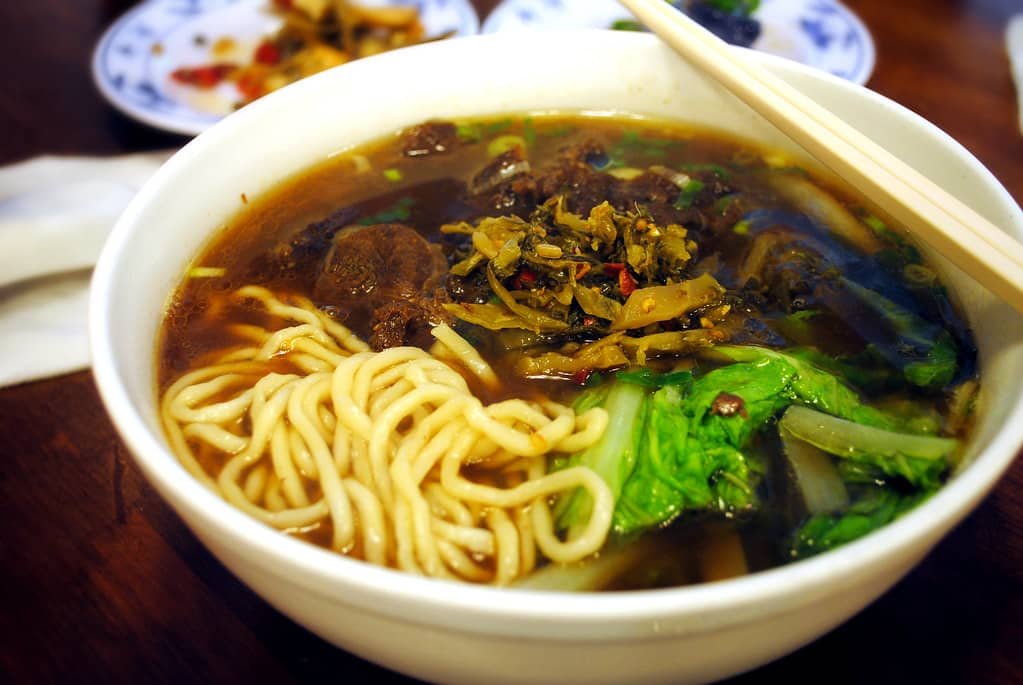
(0, 152, 171, 388)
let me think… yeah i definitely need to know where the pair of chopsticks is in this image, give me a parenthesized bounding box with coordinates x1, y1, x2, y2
(619, 0, 1023, 315)
(1009, 14, 1023, 135)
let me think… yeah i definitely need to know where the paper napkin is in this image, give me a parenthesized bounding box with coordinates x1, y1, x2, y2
(0, 151, 171, 388)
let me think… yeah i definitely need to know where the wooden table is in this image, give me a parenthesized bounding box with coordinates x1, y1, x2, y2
(1, 1, 1021, 682)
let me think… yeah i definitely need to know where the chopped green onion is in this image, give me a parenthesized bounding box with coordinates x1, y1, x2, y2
(487, 134, 527, 158)
(608, 167, 645, 180)
(482, 118, 513, 135)
(358, 196, 414, 225)
(713, 193, 738, 214)
(383, 168, 403, 182)
(674, 179, 705, 209)
(862, 213, 887, 233)
(732, 219, 751, 235)
(544, 125, 576, 138)
(681, 163, 729, 178)
(455, 123, 482, 143)
(188, 266, 226, 278)
(523, 117, 537, 147)
(610, 19, 645, 31)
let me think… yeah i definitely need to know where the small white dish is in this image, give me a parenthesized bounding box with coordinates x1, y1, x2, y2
(482, 0, 875, 85)
(92, 0, 480, 136)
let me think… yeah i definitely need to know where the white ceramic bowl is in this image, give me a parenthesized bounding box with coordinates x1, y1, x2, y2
(90, 31, 1023, 685)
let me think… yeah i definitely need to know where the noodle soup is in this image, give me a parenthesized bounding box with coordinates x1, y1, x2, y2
(158, 114, 978, 589)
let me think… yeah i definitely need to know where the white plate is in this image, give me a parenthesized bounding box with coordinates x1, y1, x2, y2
(92, 0, 480, 136)
(482, 0, 875, 85)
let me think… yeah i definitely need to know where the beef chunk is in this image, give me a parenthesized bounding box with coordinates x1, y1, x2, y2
(466, 148, 537, 216)
(314, 223, 449, 347)
(370, 300, 437, 351)
(535, 139, 616, 214)
(245, 206, 360, 283)
(403, 121, 459, 158)
(613, 171, 680, 206)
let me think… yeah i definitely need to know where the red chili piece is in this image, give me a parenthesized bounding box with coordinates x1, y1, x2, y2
(601, 262, 637, 296)
(618, 268, 638, 296)
(512, 267, 538, 289)
(571, 369, 593, 386)
(235, 72, 264, 101)
(254, 40, 281, 65)
(170, 63, 236, 88)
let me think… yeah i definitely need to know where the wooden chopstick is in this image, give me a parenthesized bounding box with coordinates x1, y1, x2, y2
(619, 0, 1023, 313)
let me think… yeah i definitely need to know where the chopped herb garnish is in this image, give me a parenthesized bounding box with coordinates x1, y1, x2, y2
(188, 266, 226, 278)
(732, 219, 751, 235)
(862, 214, 887, 233)
(482, 118, 513, 135)
(606, 129, 677, 168)
(383, 168, 403, 182)
(611, 19, 646, 31)
(674, 179, 706, 208)
(681, 162, 730, 178)
(544, 125, 576, 138)
(487, 135, 527, 158)
(704, 0, 760, 16)
(455, 123, 482, 143)
(358, 196, 415, 225)
(713, 193, 739, 214)
(523, 117, 537, 147)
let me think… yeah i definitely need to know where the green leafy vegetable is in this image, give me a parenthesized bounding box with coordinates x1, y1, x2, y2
(555, 381, 648, 538)
(790, 488, 929, 559)
(710, 345, 899, 429)
(610, 357, 812, 536)
(614, 367, 693, 389)
(841, 279, 958, 389)
(785, 346, 903, 396)
(778, 405, 956, 490)
(780, 426, 849, 515)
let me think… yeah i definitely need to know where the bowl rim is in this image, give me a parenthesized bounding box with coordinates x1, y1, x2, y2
(90, 29, 1023, 639)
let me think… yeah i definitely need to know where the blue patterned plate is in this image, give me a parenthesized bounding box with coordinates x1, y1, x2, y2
(92, 0, 480, 135)
(482, 0, 875, 85)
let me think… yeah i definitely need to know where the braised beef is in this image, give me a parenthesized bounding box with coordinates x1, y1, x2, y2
(613, 171, 680, 206)
(245, 206, 360, 283)
(314, 223, 449, 346)
(534, 140, 615, 214)
(403, 121, 459, 158)
(370, 300, 437, 351)
(467, 148, 537, 215)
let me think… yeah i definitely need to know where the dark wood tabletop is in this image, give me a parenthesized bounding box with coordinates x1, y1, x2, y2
(2, 1, 1021, 683)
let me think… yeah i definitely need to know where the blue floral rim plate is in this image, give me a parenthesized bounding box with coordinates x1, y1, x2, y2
(92, 0, 480, 136)
(482, 0, 876, 86)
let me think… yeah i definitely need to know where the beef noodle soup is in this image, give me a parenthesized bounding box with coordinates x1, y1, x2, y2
(157, 114, 978, 590)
